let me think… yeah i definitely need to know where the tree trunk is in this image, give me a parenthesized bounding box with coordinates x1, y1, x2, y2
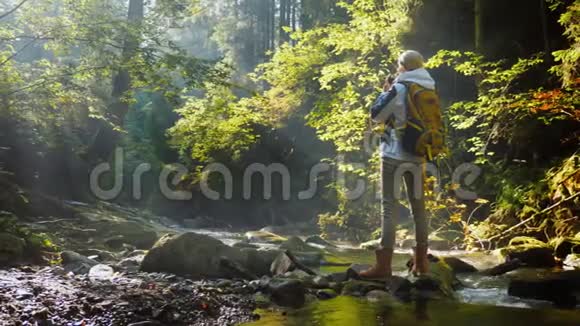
(88, 0, 144, 161)
(539, 0, 550, 56)
(111, 0, 144, 123)
(270, 0, 276, 49)
(474, 0, 483, 53)
(280, 0, 289, 43)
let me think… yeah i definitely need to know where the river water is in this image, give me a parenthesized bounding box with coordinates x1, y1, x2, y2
(191, 229, 580, 326)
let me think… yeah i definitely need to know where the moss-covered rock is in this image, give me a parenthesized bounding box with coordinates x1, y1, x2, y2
(0, 232, 25, 265)
(499, 245, 556, 268)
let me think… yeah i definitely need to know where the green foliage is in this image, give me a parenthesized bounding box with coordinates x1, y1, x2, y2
(550, 1, 579, 87)
(0, 211, 58, 252)
(252, 0, 422, 240)
(168, 82, 263, 165)
(0, 0, 223, 153)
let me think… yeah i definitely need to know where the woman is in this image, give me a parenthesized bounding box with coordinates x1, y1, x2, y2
(360, 50, 435, 278)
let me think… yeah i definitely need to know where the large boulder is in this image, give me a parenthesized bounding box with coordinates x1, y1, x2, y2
(140, 233, 242, 278)
(500, 246, 557, 268)
(508, 271, 580, 308)
(140, 232, 279, 279)
(0, 232, 25, 265)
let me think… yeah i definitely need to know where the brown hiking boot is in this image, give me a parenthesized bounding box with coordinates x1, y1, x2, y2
(412, 245, 429, 276)
(359, 248, 393, 279)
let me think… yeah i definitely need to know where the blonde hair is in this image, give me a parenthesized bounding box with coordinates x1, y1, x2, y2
(398, 50, 425, 71)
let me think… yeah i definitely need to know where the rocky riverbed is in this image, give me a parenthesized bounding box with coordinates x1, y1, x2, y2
(0, 266, 258, 325)
(2, 200, 580, 325)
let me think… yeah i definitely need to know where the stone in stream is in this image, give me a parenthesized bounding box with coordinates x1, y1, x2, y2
(404, 257, 459, 298)
(141, 233, 243, 278)
(140, 232, 280, 279)
(500, 245, 557, 268)
(385, 276, 413, 298)
(270, 251, 320, 277)
(406, 255, 477, 275)
(508, 270, 580, 308)
(267, 279, 306, 308)
(0, 232, 25, 265)
(270, 251, 295, 276)
(61, 251, 99, 274)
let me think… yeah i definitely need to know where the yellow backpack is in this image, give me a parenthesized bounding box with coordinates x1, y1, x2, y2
(400, 82, 446, 161)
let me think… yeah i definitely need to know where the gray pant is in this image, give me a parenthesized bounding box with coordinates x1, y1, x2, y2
(379, 157, 428, 249)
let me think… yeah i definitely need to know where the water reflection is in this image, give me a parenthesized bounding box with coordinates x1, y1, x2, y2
(246, 296, 580, 326)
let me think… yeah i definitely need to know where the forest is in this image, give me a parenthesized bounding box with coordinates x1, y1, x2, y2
(0, 0, 579, 325)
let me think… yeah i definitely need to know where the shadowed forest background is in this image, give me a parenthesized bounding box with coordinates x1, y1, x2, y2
(0, 0, 578, 266)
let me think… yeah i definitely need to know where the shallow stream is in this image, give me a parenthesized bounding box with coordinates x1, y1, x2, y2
(200, 229, 580, 326)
